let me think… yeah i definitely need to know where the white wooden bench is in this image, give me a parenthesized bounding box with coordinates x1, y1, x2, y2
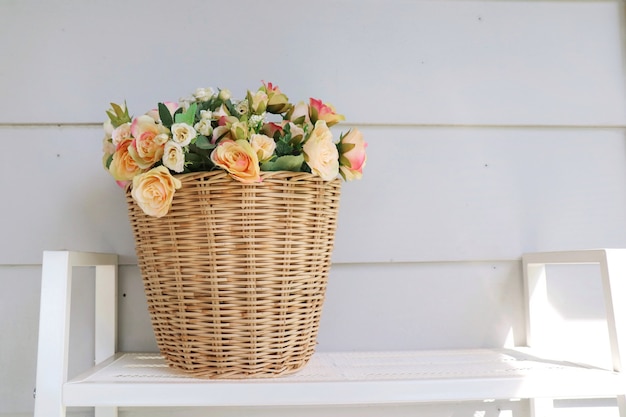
(33, 249, 626, 416)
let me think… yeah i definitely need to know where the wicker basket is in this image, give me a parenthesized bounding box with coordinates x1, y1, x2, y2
(125, 170, 341, 378)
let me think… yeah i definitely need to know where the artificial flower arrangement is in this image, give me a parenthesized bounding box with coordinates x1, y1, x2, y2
(102, 81, 367, 217)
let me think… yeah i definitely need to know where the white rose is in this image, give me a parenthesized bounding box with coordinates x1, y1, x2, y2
(170, 123, 196, 146)
(193, 87, 214, 102)
(162, 141, 185, 173)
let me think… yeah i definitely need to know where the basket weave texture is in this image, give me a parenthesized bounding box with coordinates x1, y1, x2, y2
(125, 170, 341, 378)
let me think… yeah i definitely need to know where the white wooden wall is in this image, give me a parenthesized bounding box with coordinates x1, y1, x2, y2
(1, 1, 626, 416)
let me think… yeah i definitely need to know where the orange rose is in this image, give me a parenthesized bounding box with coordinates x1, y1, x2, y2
(129, 115, 170, 168)
(210, 139, 261, 183)
(108, 139, 145, 181)
(130, 166, 182, 217)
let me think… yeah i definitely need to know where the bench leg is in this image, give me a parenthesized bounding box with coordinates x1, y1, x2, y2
(34, 251, 73, 417)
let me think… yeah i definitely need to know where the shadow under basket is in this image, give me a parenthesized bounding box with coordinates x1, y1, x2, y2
(125, 170, 342, 379)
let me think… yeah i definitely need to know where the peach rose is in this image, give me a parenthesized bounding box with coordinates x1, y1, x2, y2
(210, 139, 261, 183)
(108, 139, 145, 181)
(131, 166, 182, 217)
(250, 134, 276, 163)
(129, 115, 170, 168)
(339, 128, 367, 181)
(302, 120, 339, 181)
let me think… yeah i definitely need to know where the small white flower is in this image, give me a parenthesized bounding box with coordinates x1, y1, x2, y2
(171, 123, 196, 146)
(218, 88, 231, 101)
(194, 119, 213, 136)
(162, 141, 185, 173)
(248, 114, 266, 132)
(200, 110, 212, 120)
(235, 99, 249, 115)
(178, 96, 194, 110)
(193, 87, 214, 102)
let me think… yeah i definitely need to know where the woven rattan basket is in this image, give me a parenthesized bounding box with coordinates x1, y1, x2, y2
(125, 170, 341, 378)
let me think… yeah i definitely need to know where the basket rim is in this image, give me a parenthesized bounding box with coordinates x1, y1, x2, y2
(125, 170, 341, 192)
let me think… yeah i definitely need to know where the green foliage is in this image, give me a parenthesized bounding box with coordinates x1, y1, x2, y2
(158, 103, 173, 128)
(106, 102, 131, 127)
(194, 135, 214, 150)
(261, 154, 305, 172)
(174, 103, 197, 126)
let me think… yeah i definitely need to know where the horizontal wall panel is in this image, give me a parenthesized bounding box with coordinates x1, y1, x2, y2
(2, 125, 626, 265)
(0, 0, 624, 126)
(115, 261, 525, 353)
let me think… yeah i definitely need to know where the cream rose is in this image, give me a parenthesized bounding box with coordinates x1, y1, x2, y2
(131, 166, 182, 218)
(210, 139, 261, 183)
(250, 134, 276, 163)
(302, 120, 339, 181)
(171, 123, 196, 146)
(162, 141, 185, 173)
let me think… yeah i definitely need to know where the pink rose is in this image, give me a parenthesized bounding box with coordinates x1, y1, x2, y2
(261, 122, 283, 139)
(309, 98, 345, 127)
(302, 120, 339, 181)
(131, 166, 182, 218)
(145, 101, 179, 122)
(261, 81, 291, 114)
(210, 139, 261, 183)
(339, 128, 367, 180)
(111, 122, 131, 146)
(129, 115, 169, 168)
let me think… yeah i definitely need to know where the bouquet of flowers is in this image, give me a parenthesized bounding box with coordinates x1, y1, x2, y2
(102, 81, 367, 217)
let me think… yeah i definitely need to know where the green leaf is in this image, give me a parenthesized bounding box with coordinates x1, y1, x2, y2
(158, 103, 173, 128)
(261, 154, 305, 172)
(339, 154, 352, 168)
(174, 103, 197, 125)
(340, 142, 356, 153)
(275, 140, 294, 157)
(194, 135, 215, 150)
(105, 153, 113, 169)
